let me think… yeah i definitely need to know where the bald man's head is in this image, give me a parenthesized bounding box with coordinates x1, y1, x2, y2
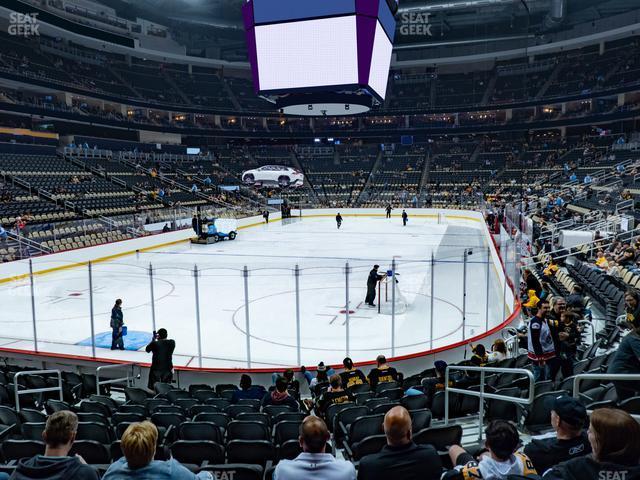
(299, 416, 329, 454)
(384, 406, 412, 447)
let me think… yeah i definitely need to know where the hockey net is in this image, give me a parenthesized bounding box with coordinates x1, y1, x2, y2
(378, 275, 408, 315)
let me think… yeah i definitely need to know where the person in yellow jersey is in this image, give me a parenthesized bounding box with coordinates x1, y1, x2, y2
(339, 357, 368, 390)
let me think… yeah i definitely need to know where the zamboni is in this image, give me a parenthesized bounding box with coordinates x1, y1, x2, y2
(191, 219, 237, 244)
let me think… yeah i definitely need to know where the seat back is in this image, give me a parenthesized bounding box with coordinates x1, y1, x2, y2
(21, 422, 46, 441)
(227, 440, 275, 467)
(170, 440, 225, 466)
(193, 412, 231, 430)
(1, 440, 45, 462)
(414, 425, 463, 451)
(199, 464, 263, 480)
(274, 420, 302, 445)
(178, 421, 223, 444)
(227, 420, 270, 441)
(348, 414, 385, 444)
(69, 440, 110, 464)
(409, 408, 432, 432)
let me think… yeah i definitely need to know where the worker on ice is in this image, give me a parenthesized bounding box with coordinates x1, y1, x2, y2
(336, 213, 343, 229)
(365, 265, 385, 307)
(402, 210, 408, 226)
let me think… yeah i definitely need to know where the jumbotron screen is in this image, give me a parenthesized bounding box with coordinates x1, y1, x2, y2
(243, 0, 397, 102)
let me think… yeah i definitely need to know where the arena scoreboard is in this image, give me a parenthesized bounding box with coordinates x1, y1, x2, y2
(242, 0, 398, 115)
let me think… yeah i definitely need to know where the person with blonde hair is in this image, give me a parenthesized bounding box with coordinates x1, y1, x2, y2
(543, 408, 640, 479)
(102, 422, 212, 479)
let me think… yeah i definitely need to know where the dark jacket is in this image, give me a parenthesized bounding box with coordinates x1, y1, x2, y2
(110, 306, 123, 329)
(145, 338, 176, 374)
(10, 455, 99, 480)
(608, 330, 640, 375)
(358, 442, 442, 480)
(231, 386, 266, 404)
(543, 455, 640, 480)
(367, 269, 383, 288)
(524, 432, 591, 475)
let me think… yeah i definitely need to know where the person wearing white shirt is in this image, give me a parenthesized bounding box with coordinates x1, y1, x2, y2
(274, 416, 355, 480)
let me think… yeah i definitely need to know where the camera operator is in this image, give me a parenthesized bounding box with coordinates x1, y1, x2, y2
(145, 328, 175, 391)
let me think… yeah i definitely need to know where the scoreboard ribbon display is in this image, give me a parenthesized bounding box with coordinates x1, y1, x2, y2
(243, 0, 398, 102)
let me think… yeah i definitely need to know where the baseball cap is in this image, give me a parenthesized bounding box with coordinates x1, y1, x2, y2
(545, 394, 587, 427)
(317, 362, 327, 372)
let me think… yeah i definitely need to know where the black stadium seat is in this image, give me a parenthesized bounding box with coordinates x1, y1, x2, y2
(1, 439, 45, 462)
(226, 440, 275, 467)
(170, 440, 225, 466)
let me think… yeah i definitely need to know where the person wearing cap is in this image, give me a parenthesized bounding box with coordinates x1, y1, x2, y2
(367, 355, 399, 391)
(607, 307, 640, 401)
(542, 408, 640, 480)
(527, 299, 558, 382)
(522, 395, 591, 475)
(365, 265, 385, 307)
(339, 358, 368, 390)
(421, 360, 456, 402)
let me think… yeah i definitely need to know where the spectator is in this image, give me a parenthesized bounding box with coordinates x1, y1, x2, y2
(339, 357, 367, 390)
(367, 355, 398, 390)
(231, 374, 266, 403)
(487, 339, 507, 363)
(316, 374, 354, 417)
(543, 409, 640, 479)
(0, 223, 7, 242)
(548, 297, 567, 323)
(527, 299, 558, 381)
(145, 328, 175, 390)
(274, 416, 355, 480)
(470, 344, 488, 366)
(555, 311, 581, 378)
(522, 289, 541, 312)
(607, 315, 640, 401)
(621, 289, 640, 328)
(523, 395, 591, 474)
(523, 269, 542, 295)
(102, 422, 212, 479)
(110, 299, 124, 351)
(262, 377, 298, 410)
(565, 286, 585, 315)
(10, 411, 99, 480)
(358, 406, 441, 480)
(443, 420, 537, 479)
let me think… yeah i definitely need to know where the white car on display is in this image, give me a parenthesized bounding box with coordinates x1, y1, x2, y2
(242, 165, 304, 188)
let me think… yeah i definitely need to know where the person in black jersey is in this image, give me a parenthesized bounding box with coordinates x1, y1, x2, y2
(402, 210, 408, 226)
(365, 265, 384, 307)
(336, 213, 343, 229)
(316, 374, 354, 418)
(340, 357, 368, 390)
(385, 205, 392, 218)
(523, 394, 590, 475)
(368, 355, 398, 390)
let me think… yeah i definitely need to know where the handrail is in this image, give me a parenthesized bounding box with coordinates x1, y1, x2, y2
(96, 363, 137, 394)
(573, 373, 640, 420)
(14, 369, 63, 412)
(444, 365, 535, 442)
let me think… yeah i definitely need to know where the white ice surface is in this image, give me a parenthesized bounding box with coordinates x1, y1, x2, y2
(1, 215, 506, 368)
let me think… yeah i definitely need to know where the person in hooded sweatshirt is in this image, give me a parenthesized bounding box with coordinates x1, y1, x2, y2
(262, 376, 299, 411)
(542, 408, 640, 480)
(442, 420, 537, 479)
(10, 411, 99, 480)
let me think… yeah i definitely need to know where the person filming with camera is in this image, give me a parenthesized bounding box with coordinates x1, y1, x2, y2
(145, 328, 175, 391)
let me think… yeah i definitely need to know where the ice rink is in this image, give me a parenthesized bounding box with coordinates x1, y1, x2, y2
(0, 213, 508, 368)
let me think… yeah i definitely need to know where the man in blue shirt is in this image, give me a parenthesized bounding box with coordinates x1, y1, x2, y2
(231, 374, 266, 403)
(274, 416, 355, 480)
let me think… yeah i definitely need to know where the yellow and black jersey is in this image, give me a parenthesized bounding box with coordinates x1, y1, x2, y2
(340, 368, 368, 389)
(317, 389, 355, 414)
(443, 452, 537, 480)
(367, 366, 398, 389)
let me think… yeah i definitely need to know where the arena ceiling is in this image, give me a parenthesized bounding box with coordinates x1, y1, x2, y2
(99, 0, 640, 55)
